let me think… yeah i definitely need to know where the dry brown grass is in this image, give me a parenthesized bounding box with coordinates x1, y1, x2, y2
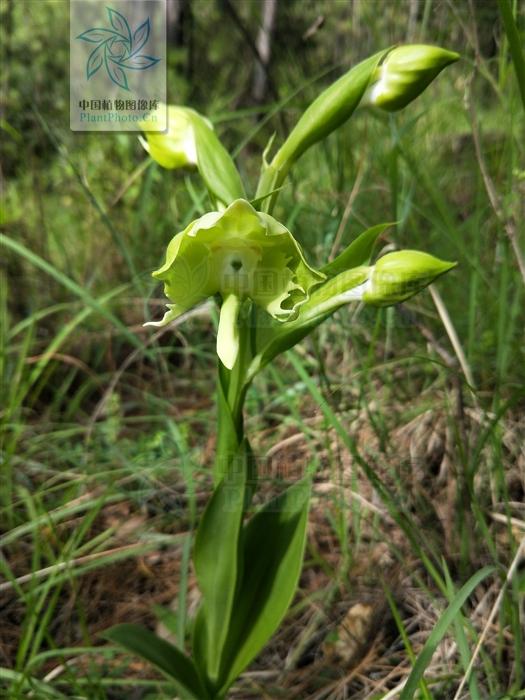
(3, 382, 523, 698)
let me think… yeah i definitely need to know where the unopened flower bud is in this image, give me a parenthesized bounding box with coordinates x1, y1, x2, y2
(139, 104, 245, 206)
(139, 105, 203, 169)
(363, 250, 456, 305)
(273, 51, 385, 170)
(365, 44, 459, 112)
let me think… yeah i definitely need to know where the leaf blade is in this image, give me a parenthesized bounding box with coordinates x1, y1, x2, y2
(117, 54, 160, 70)
(191, 114, 246, 205)
(193, 440, 248, 685)
(76, 28, 121, 43)
(399, 565, 497, 700)
(107, 6, 131, 44)
(322, 222, 394, 277)
(103, 623, 209, 699)
(105, 53, 129, 91)
(219, 478, 312, 692)
(86, 44, 104, 80)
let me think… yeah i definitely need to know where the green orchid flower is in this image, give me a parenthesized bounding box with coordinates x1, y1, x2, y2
(109, 43, 461, 700)
(146, 198, 325, 369)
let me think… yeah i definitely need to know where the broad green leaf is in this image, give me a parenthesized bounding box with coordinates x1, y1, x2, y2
(193, 441, 248, 685)
(321, 222, 394, 277)
(102, 623, 209, 699)
(399, 565, 496, 700)
(248, 312, 330, 382)
(218, 478, 312, 693)
(190, 603, 210, 694)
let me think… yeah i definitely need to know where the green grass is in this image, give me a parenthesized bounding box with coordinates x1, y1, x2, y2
(1, 0, 524, 698)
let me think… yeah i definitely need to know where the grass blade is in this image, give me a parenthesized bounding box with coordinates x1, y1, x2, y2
(0, 234, 142, 350)
(498, 0, 525, 112)
(399, 565, 497, 700)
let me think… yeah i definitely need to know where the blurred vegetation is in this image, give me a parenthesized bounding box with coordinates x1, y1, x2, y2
(1, 1, 524, 698)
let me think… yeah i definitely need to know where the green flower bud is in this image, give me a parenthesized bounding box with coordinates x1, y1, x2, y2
(139, 104, 245, 206)
(364, 44, 459, 112)
(362, 250, 456, 305)
(256, 50, 387, 209)
(248, 251, 455, 381)
(145, 199, 325, 369)
(139, 105, 203, 169)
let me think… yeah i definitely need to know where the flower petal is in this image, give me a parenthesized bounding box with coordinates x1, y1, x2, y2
(144, 304, 183, 328)
(217, 293, 242, 369)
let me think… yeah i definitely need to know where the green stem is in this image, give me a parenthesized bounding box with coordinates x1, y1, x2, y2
(214, 302, 252, 485)
(255, 163, 285, 214)
(498, 0, 525, 113)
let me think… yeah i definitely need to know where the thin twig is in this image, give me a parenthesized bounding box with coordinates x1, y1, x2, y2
(489, 512, 525, 532)
(328, 156, 367, 261)
(465, 76, 525, 285)
(429, 285, 475, 389)
(219, 0, 280, 103)
(110, 158, 153, 208)
(25, 352, 99, 381)
(0, 542, 159, 593)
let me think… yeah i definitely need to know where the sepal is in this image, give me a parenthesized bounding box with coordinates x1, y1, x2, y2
(217, 293, 242, 370)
